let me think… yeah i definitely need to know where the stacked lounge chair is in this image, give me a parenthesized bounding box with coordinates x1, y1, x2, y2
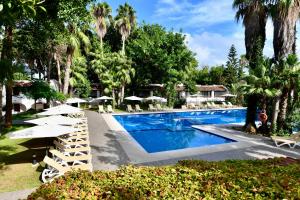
(42, 115, 92, 183)
(135, 104, 143, 112)
(106, 105, 114, 113)
(156, 104, 165, 111)
(148, 104, 157, 111)
(127, 105, 135, 113)
(98, 105, 105, 113)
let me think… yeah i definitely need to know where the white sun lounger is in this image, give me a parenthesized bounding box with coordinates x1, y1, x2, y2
(53, 141, 91, 154)
(127, 105, 135, 112)
(49, 149, 92, 164)
(135, 104, 143, 112)
(98, 105, 106, 113)
(42, 156, 92, 183)
(148, 104, 157, 111)
(271, 133, 300, 148)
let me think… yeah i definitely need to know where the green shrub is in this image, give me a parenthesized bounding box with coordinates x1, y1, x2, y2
(28, 158, 300, 200)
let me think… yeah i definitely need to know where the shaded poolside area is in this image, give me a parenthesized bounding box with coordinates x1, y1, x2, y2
(86, 110, 300, 169)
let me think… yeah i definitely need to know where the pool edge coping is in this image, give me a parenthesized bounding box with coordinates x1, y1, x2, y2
(102, 109, 273, 164)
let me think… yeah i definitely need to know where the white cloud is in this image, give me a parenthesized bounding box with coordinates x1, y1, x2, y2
(154, 0, 300, 66)
(154, 0, 235, 28)
(185, 29, 245, 66)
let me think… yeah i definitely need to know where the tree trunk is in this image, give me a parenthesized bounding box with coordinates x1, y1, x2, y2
(277, 88, 289, 130)
(273, 7, 300, 60)
(100, 37, 103, 57)
(5, 81, 13, 128)
(112, 89, 115, 108)
(63, 48, 73, 95)
(47, 53, 52, 83)
(122, 37, 126, 55)
(54, 53, 62, 92)
(244, 95, 257, 130)
(270, 96, 280, 133)
(0, 83, 3, 131)
(244, 10, 267, 61)
(121, 85, 125, 103)
(1, 26, 13, 128)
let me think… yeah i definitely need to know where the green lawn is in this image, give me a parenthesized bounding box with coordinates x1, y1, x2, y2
(0, 125, 46, 193)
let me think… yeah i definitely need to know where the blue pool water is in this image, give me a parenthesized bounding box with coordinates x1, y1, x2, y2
(114, 109, 246, 153)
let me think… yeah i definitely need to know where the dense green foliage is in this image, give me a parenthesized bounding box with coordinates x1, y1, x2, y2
(28, 158, 300, 199)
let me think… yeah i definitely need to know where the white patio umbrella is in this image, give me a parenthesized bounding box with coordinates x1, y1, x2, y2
(38, 104, 82, 116)
(9, 125, 79, 139)
(221, 94, 237, 97)
(190, 93, 203, 97)
(90, 96, 113, 103)
(160, 98, 167, 103)
(145, 96, 163, 101)
(45, 104, 82, 111)
(25, 115, 83, 126)
(124, 96, 143, 101)
(66, 97, 87, 107)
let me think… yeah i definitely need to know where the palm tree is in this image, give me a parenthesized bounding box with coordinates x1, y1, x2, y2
(269, 0, 300, 60)
(233, 0, 268, 62)
(69, 55, 89, 97)
(115, 3, 136, 55)
(233, 0, 268, 130)
(275, 55, 300, 130)
(63, 24, 90, 95)
(92, 2, 112, 57)
(116, 55, 135, 103)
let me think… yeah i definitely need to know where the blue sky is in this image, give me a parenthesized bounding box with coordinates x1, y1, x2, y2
(105, 0, 298, 66)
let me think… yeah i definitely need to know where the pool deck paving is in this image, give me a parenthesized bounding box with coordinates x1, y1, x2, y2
(1, 109, 299, 200)
(96, 110, 300, 167)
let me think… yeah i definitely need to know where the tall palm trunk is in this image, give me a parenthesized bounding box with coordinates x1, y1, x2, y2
(277, 88, 289, 130)
(100, 37, 104, 57)
(0, 84, 3, 130)
(112, 89, 115, 108)
(54, 52, 62, 92)
(244, 95, 258, 130)
(5, 81, 13, 128)
(47, 53, 52, 83)
(121, 36, 126, 55)
(243, 10, 267, 129)
(270, 96, 280, 132)
(2, 26, 13, 128)
(273, 7, 300, 60)
(63, 47, 73, 95)
(120, 85, 125, 103)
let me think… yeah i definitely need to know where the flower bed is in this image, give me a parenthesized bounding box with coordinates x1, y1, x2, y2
(28, 158, 300, 199)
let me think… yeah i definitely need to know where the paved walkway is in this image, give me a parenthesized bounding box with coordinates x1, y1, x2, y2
(0, 188, 36, 200)
(90, 111, 300, 167)
(85, 110, 130, 171)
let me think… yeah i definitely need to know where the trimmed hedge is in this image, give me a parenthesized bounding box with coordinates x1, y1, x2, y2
(28, 158, 300, 199)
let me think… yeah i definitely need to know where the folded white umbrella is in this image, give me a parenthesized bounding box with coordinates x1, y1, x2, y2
(90, 96, 113, 103)
(145, 96, 163, 101)
(66, 97, 87, 104)
(25, 115, 83, 126)
(160, 98, 167, 103)
(9, 125, 79, 139)
(45, 104, 82, 111)
(38, 104, 82, 116)
(124, 96, 144, 101)
(221, 94, 237, 97)
(190, 93, 203, 97)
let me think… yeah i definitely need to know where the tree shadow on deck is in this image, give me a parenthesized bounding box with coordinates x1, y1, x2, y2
(90, 131, 130, 167)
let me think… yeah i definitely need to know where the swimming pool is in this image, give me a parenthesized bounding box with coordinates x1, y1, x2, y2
(114, 109, 246, 153)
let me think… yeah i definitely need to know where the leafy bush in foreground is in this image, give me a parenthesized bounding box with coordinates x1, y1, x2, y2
(28, 158, 300, 199)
